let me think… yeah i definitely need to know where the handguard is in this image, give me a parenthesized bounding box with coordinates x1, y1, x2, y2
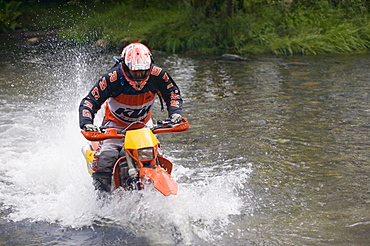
(81, 128, 124, 141)
(152, 117, 190, 134)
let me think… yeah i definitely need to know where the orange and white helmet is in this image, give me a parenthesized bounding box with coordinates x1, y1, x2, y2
(121, 43, 153, 90)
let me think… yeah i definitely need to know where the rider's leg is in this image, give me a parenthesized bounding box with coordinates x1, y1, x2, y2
(92, 171, 113, 192)
(92, 138, 122, 192)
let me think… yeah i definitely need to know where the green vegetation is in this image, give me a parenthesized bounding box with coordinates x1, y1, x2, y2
(4, 0, 370, 55)
(0, 0, 22, 32)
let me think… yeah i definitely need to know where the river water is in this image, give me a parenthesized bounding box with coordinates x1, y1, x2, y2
(0, 33, 369, 245)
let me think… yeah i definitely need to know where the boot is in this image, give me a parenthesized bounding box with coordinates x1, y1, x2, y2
(92, 172, 112, 192)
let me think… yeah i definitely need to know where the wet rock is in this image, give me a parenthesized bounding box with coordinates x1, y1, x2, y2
(24, 37, 39, 45)
(116, 37, 144, 51)
(216, 53, 248, 61)
(94, 39, 110, 48)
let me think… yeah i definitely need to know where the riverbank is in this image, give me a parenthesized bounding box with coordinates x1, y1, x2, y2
(7, 1, 370, 56)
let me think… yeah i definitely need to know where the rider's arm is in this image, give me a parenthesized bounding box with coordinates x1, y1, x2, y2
(78, 68, 120, 129)
(152, 65, 183, 118)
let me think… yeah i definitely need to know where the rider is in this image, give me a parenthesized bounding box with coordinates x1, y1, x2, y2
(79, 42, 183, 192)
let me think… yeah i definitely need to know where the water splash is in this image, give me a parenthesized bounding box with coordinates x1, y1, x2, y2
(0, 46, 253, 245)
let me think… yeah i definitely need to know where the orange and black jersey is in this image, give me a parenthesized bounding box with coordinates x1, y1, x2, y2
(79, 63, 183, 129)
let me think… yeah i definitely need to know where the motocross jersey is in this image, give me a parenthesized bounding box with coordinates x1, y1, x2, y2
(79, 63, 183, 129)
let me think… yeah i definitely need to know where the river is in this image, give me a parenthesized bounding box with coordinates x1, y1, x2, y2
(0, 33, 369, 245)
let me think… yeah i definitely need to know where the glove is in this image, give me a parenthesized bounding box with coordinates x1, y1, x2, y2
(170, 113, 182, 123)
(83, 124, 99, 132)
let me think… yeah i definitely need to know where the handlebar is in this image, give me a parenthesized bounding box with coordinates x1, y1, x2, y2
(81, 117, 190, 141)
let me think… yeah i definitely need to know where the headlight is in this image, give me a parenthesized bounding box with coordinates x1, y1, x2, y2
(138, 147, 154, 161)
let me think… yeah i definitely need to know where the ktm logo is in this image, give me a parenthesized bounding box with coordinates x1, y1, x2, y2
(114, 105, 152, 119)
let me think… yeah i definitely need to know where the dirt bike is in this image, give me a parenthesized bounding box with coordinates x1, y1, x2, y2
(80, 118, 190, 196)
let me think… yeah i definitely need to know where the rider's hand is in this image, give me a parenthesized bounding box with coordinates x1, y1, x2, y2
(83, 124, 99, 132)
(170, 113, 182, 123)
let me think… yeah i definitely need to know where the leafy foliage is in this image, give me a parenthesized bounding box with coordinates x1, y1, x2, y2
(0, 0, 22, 32)
(11, 0, 370, 55)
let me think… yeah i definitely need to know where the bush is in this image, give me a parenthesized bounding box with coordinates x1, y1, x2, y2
(26, 0, 370, 55)
(0, 0, 22, 32)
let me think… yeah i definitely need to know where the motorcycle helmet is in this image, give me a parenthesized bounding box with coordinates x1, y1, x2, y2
(121, 42, 153, 91)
